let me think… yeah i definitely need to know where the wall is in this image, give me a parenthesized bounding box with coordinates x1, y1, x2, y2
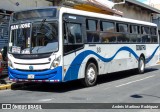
(114, 3, 152, 22)
(0, 0, 52, 11)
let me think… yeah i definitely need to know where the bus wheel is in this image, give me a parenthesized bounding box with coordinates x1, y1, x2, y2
(83, 63, 97, 87)
(138, 57, 145, 74)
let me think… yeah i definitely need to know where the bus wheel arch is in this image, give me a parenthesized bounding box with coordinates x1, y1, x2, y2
(86, 58, 99, 74)
(82, 58, 98, 87)
(138, 54, 145, 74)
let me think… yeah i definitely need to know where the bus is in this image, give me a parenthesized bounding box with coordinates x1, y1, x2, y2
(8, 7, 159, 87)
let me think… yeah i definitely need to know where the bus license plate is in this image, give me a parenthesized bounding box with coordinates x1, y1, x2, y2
(28, 74, 35, 79)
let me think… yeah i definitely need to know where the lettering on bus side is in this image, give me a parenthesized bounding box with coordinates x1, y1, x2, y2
(136, 45, 146, 51)
(97, 47, 101, 53)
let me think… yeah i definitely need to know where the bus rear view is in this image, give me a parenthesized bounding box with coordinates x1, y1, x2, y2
(8, 8, 62, 83)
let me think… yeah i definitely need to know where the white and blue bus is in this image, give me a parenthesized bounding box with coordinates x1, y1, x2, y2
(8, 7, 159, 86)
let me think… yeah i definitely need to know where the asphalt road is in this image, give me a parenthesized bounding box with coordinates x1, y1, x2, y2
(0, 65, 160, 112)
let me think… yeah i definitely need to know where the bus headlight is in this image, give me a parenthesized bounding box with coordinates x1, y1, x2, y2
(8, 59, 13, 68)
(51, 55, 61, 68)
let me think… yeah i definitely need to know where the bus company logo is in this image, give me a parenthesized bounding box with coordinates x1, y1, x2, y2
(29, 66, 34, 70)
(136, 45, 146, 51)
(2, 104, 12, 109)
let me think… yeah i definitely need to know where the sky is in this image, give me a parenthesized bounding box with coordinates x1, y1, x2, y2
(137, 0, 160, 4)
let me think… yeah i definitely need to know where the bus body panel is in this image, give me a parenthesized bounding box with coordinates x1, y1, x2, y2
(63, 44, 159, 82)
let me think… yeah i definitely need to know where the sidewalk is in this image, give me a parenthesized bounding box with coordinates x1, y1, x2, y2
(0, 75, 13, 90)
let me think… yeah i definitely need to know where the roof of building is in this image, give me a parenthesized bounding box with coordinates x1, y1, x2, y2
(126, 0, 160, 13)
(46, 0, 160, 13)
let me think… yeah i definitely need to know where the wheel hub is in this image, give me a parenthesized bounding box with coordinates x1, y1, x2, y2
(87, 67, 95, 82)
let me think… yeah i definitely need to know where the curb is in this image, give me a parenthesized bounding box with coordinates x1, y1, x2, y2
(0, 84, 12, 90)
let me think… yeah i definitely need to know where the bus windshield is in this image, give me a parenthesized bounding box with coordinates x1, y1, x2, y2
(9, 21, 58, 54)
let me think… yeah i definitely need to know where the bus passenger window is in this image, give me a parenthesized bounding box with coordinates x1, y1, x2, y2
(67, 23, 82, 44)
(130, 25, 139, 34)
(101, 21, 115, 32)
(100, 33, 116, 43)
(117, 23, 128, 33)
(86, 19, 100, 43)
(86, 19, 97, 31)
(141, 26, 150, 43)
(151, 27, 158, 43)
(142, 26, 150, 34)
(63, 22, 83, 54)
(87, 32, 100, 43)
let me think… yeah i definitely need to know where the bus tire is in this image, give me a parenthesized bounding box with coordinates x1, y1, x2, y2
(138, 57, 145, 74)
(82, 63, 97, 87)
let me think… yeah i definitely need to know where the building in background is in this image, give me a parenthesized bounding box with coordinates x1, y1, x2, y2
(0, 0, 52, 11)
(0, 9, 12, 49)
(149, 3, 160, 35)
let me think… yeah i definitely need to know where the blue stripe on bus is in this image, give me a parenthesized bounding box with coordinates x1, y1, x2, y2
(145, 46, 159, 63)
(64, 46, 160, 81)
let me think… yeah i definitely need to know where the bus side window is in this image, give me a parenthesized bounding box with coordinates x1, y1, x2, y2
(63, 23, 68, 44)
(116, 23, 129, 43)
(151, 27, 158, 43)
(141, 26, 150, 43)
(67, 23, 82, 44)
(63, 22, 83, 54)
(86, 19, 100, 43)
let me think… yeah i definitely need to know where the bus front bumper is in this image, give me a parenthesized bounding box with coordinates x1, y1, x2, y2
(8, 66, 62, 83)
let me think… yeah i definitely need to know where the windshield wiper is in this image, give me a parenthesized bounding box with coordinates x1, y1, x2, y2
(34, 18, 46, 36)
(39, 18, 46, 30)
